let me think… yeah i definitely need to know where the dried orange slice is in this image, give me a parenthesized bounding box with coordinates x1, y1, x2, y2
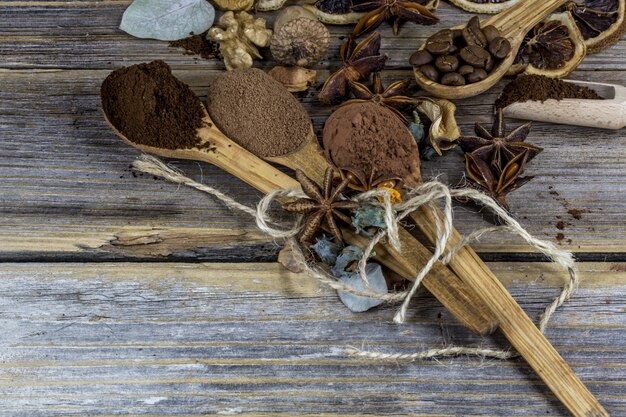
(447, 0, 521, 14)
(507, 12, 586, 78)
(565, 0, 626, 53)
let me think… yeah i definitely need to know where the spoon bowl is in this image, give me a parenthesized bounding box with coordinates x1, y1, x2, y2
(414, 0, 569, 99)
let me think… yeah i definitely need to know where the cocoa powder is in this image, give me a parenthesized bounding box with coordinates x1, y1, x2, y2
(496, 75, 602, 109)
(323, 102, 420, 180)
(101, 60, 206, 149)
(169, 33, 220, 60)
(206, 68, 311, 158)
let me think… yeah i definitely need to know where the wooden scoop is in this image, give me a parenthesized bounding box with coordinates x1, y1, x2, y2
(414, 0, 570, 99)
(502, 80, 626, 129)
(103, 107, 497, 336)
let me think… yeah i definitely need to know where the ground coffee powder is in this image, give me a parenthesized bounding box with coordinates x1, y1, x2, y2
(206, 68, 311, 158)
(169, 33, 220, 60)
(323, 102, 421, 181)
(101, 60, 206, 150)
(495, 75, 602, 109)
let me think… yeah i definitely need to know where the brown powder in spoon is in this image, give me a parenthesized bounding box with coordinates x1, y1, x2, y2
(206, 68, 311, 158)
(323, 102, 420, 181)
(495, 75, 602, 109)
(101, 60, 206, 149)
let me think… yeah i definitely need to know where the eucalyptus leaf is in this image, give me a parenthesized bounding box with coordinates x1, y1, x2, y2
(310, 236, 342, 265)
(331, 245, 364, 278)
(338, 263, 387, 312)
(352, 204, 387, 235)
(120, 0, 215, 41)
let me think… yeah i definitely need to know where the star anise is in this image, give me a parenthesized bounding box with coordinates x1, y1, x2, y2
(344, 72, 414, 122)
(465, 150, 534, 212)
(457, 108, 542, 175)
(351, 0, 439, 37)
(319, 32, 388, 105)
(283, 168, 360, 244)
(337, 166, 402, 192)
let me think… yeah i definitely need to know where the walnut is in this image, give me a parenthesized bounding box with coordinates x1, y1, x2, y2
(270, 7, 330, 67)
(268, 66, 317, 92)
(207, 11, 273, 70)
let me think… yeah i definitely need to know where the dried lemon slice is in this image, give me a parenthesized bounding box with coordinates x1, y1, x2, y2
(565, 0, 626, 53)
(507, 12, 586, 78)
(447, 0, 521, 14)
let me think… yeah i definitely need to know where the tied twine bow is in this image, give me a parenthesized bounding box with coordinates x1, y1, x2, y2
(134, 154, 579, 361)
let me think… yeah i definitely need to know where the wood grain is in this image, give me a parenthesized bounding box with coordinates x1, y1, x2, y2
(0, 2, 625, 257)
(0, 262, 623, 417)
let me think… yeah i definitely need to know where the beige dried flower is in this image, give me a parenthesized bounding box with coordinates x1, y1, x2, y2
(268, 66, 317, 92)
(207, 11, 272, 70)
(270, 8, 330, 67)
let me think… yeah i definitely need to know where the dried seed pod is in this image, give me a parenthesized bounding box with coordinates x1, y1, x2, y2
(413, 97, 461, 155)
(507, 12, 586, 78)
(268, 66, 317, 92)
(270, 9, 330, 67)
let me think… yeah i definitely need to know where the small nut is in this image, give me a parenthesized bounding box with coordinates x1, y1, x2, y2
(489, 36, 511, 59)
(441, 72, 465, 86)
(435, 55, 459, 73)
(462, 16, 488, 48)
(409, 50, 434, 66)
(420, 64, 439, 82)
(268, 66, 317, 92)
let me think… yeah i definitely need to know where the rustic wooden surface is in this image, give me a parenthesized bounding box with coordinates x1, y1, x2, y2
(0, 0, 625, 415)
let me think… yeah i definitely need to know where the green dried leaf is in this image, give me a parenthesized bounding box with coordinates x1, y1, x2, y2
(310, 236, 342, 265)
(352, 204, 387, 235)
(331, 245, 365, 278)
(120, 0, 215, 41)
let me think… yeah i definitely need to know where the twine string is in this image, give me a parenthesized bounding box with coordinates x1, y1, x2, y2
(133, 154, 579, 361)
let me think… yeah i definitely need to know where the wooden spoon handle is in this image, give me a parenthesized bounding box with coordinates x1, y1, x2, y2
(196, 127, 498, 335)
(484, 0, 570, 40)
(411, 205, 609, 417)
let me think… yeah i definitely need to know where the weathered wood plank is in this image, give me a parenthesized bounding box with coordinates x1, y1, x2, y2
(1, 1, 625, 257)
(0, 66, 624, 256)
(0, 262, 623, 416)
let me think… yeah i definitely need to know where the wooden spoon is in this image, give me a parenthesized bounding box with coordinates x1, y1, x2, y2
(264, 123, 499, 337)
(502, 80, 626, 129)
(103, 107, 497, 336)
(414, 0, 570, 99)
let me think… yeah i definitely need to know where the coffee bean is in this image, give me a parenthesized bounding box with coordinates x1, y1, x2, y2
(489, 37, 511, 59)
(435, 55, 459, 73)
(467, 68, 488, 83)
(482, 25, 501, 43)
(426, 29, 453, 55)
(462, 16, 487, 48)
(460, 45, 491, 68)
(441, 72, 465, 86)
(409, 50, 434, 66)
(458, 65, 474, 76)
(420, 64, 439, 82)
(484, 54, 494, 72)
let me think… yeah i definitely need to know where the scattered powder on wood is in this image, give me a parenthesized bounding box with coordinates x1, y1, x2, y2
(101, 60, 206, 150)
(495, 75, 602, 109)
(323, 102, 420, 180)
(206, 68, 311, 158)
(169, 33, 220, 60)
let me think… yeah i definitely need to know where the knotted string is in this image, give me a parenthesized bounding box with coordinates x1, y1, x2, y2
(133, 154, 579, 361)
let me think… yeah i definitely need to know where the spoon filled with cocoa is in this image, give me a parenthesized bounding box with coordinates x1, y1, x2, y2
(412, 0, 571, 99)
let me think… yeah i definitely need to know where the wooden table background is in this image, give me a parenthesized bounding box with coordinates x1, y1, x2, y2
(1, 1, 625, 415)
